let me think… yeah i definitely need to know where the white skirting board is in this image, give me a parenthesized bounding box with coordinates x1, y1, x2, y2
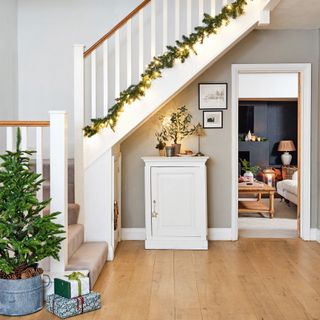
(310, 228, 320, 242)
(121, 228, 233, 241)
(122, 228, 320, 242)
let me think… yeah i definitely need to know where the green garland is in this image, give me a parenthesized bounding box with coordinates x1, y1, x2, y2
(84, 0, 248, 137)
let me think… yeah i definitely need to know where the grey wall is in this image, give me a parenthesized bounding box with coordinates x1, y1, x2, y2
(0, 0, 18, 120)
(17, 0, 141, 155)
(318, 30, 320, 230)
(121, 29, 320, 229)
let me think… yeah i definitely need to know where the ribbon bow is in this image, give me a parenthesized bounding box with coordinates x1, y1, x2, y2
(65, 272, 86, 296)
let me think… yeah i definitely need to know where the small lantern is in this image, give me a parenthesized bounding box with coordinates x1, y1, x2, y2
(263, 168, 275, 187)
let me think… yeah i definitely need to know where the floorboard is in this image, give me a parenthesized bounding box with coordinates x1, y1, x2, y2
(1, 239, 319, 320)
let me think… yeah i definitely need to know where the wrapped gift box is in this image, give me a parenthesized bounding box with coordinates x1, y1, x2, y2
(46, 292, 101, 319)
(54, 274, 90, 299)
(43, 270, 89, 301)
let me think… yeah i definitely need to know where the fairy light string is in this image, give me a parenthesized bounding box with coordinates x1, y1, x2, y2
(84, 0, 248, 137)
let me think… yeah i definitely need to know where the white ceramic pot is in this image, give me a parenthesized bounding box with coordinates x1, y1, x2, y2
(243, 171, 254, 183)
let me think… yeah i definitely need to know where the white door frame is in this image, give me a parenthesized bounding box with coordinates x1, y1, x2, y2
(231, 64, 312, 240)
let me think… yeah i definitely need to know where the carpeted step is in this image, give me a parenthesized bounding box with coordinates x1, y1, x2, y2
(66, 242, 108, 287)
(43, 181, 75, 203)
(42, 159, 74, 184)
(68, 224, 84, 260)
(67, 203, 80, 225)
(43, 203, 80, 225)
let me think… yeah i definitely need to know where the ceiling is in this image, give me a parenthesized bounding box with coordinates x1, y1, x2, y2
(263, 0, 320, 29)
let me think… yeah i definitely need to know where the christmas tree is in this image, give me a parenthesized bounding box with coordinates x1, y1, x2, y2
(0, 128, 65, 279)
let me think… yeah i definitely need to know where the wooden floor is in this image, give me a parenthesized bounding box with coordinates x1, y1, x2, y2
(2, 239, 320, 320)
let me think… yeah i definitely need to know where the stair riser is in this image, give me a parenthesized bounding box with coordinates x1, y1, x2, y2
(43, 183, 75, 203)
(42, 160, 75, 184)
(68, 224, 84, 260)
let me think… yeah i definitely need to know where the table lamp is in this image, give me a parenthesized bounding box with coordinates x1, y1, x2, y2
(263, 168, 275, 187)
(195, 123, 205, 156)
(278, 140, 296, 165)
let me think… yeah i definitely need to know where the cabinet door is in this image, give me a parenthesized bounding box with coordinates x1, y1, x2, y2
(151, 166, 202, 238)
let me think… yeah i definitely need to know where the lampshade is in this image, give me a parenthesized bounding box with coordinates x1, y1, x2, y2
(195, 123, 206, 137)
(278, 140, 296, 152)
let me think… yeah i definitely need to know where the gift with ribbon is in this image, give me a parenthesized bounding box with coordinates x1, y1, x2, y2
(46, 292, 101, 319)
(54, 272, 90, 299)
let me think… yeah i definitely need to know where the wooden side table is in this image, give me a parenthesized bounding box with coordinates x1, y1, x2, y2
(282, 165, 298, 180)
(238, 182, 276, 218)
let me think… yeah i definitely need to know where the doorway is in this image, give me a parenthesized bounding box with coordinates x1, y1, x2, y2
(231, 64, 311, 240)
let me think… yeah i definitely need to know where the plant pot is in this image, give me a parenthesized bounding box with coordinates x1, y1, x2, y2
(159, 149, 165, 157)
(243, 171, 254, 183)
(165, 146, 175, 157)
(172, 143, 181, 156)
(0, 274, 43, 316)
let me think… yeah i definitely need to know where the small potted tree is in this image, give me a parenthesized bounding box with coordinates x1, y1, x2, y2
(155, 131, 167, 156)
(160, 106, 197, 155)
(0, 129, 65, 316)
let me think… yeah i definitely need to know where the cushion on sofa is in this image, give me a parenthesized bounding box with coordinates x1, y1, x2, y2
(292, 171, 298, 181)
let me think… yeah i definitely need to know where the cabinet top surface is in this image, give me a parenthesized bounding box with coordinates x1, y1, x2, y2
(142, 156, 209, 164)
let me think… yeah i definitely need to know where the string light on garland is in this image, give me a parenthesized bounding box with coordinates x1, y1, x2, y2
(84, 0, 249, 137)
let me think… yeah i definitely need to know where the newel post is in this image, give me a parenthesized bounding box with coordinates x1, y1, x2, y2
(49, 111, 68, 272)
(74, 44, 85, 225)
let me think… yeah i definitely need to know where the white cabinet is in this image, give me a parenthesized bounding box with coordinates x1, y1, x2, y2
(142, 157, 209, 250)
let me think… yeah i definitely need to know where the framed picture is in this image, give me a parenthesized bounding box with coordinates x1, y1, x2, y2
(198, 83, 228, 110)
(203, 111, 223, 129)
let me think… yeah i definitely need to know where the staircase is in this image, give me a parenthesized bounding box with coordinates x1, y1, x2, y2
(73, 0, 279, 260)
(42, 160, 108, 286)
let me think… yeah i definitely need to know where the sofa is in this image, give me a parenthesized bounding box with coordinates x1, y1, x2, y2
(276, 171, 298, 205)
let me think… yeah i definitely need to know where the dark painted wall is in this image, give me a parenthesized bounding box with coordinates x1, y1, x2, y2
(239, 101, 298, 168)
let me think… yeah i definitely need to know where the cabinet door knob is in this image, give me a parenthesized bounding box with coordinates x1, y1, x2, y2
(152, 200, 158, 218)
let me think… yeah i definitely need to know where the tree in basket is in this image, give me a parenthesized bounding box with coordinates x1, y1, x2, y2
(0, 128, 65, 316)
(159, 106, 197, 155)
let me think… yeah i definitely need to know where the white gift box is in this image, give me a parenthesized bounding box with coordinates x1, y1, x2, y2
(43, 270, 90, 300)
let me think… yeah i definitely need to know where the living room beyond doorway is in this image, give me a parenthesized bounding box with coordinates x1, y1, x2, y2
(237, 73, 299, 238)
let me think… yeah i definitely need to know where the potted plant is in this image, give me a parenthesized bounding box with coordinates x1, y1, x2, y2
(155, 131, 167, 156)
(0, 129, 65, 316)
(160, 106, 197, 155)
(240, 158, 260, 183)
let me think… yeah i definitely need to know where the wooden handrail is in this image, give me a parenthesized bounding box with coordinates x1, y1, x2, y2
(84, 0, 151, 58)
(0, 121, 50, 127)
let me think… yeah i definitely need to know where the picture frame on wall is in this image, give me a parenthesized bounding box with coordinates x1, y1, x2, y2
(198, 83, 228, 110)
(203, 111, 223, 129)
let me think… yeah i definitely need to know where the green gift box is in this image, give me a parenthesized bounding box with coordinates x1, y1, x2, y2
(46, 292, 101, 319)
(54, 272, 90, 299)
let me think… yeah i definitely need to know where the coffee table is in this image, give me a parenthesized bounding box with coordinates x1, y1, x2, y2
(238, 182, 276, 218)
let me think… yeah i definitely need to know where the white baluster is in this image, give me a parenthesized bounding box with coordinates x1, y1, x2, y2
(199, 0, 204, 24)
(187, 0, 192, 34)
(127, 20, 132, 87)
(151, 0, 156, 58)
(91, 50, 97, 119)
(115, 30, 120, 99)
(175, 0, 180, 41)
(6, 127, 14, 151)
(139, 9, 144, 75)
(103, 41, 109, 116)
(20, 127, 28, 150)
(49, 111, 68, 272)
(163, 0, 168, 52)
(36, 127, 43, 204)
(211, 0, 216, 17)
(73, 44, 85, 229)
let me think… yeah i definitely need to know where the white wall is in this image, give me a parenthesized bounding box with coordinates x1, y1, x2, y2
(239, 73, 299, 98)
(17, 0, 141, 156)
(0, 0, 18, 120)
